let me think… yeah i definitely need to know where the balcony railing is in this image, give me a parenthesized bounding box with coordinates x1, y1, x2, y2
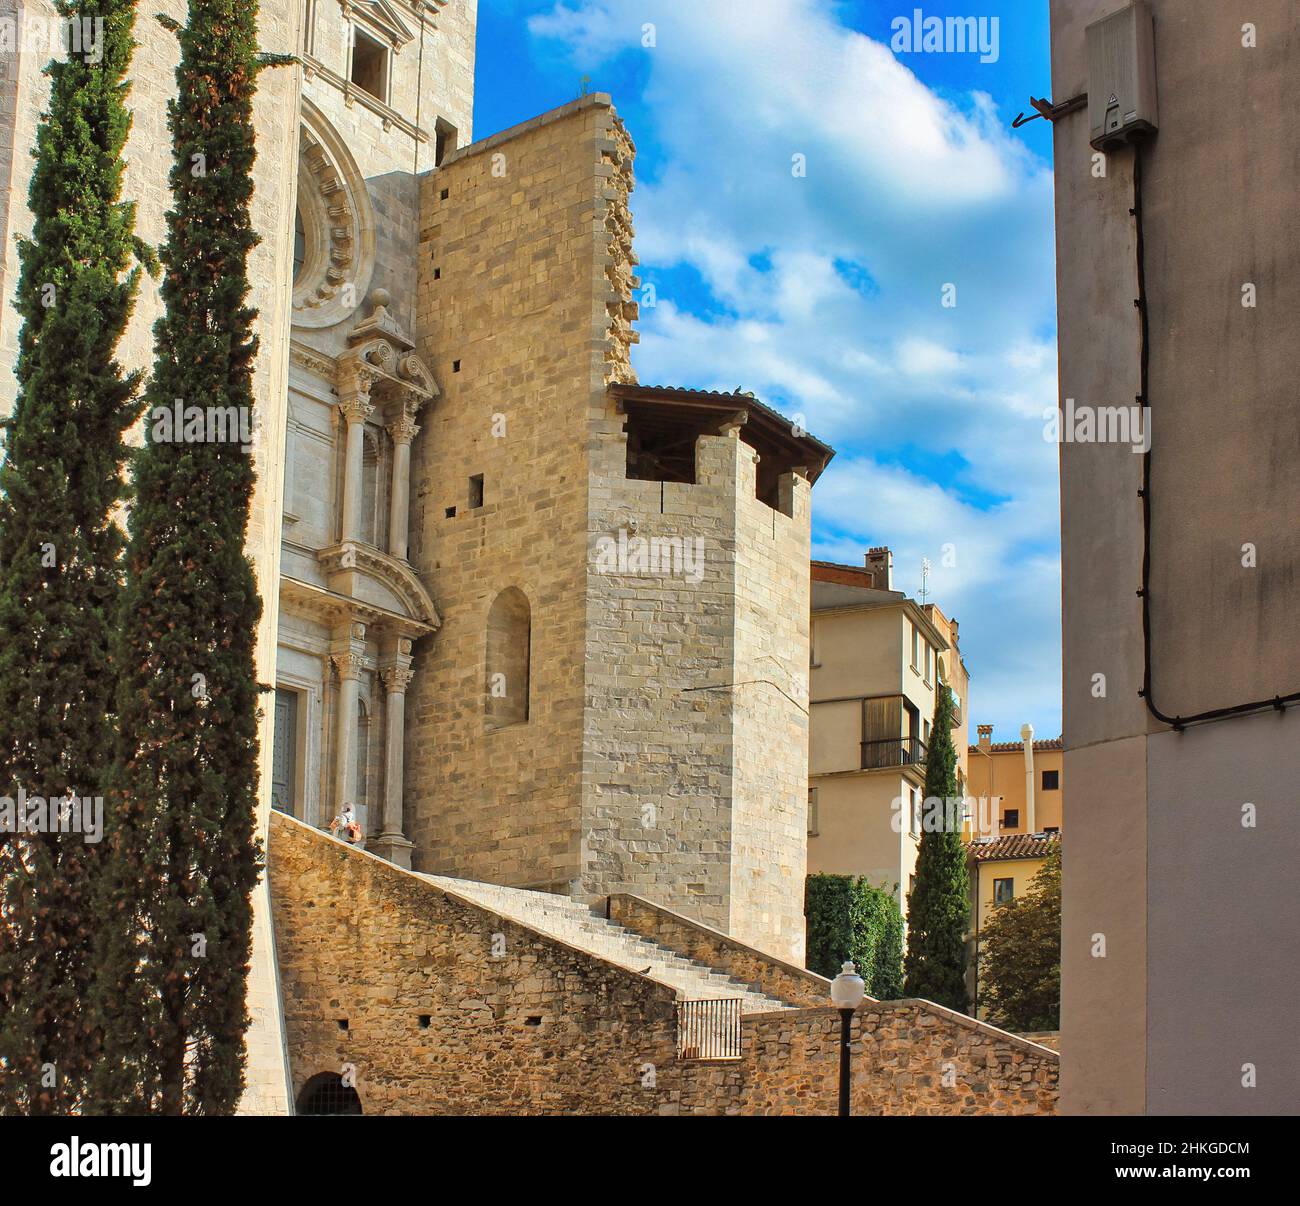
(860, 736, 928, 771)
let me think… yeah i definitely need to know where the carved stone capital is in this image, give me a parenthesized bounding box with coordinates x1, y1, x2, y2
(338, 393, 375, 425)
(387, 413, 420, 445)
(380, 664, 415, 694)
(331, 651, 366, 681)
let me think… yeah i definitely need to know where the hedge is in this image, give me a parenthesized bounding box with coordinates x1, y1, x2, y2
(805, 873, 905, 999)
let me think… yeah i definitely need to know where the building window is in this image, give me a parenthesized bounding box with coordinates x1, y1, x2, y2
(1002, 809, 1020, 830)
(1041, 769, 1060, 791)
(350, 28, 389, 103)
(807, 788, 819, 836)
(923, 643, 932, 684)
(910, 624, 919, 670)
(993, 877, 1014, 905)
(909, 788, 920, 838)
(468, 474, 484, 509)
(1043, 826, 1060, 835)
(485, 587, 531, 728)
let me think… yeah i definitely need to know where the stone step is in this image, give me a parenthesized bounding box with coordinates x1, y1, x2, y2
(422, 874, 792, 1014)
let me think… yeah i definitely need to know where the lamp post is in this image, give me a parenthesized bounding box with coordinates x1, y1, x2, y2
(831, 960, 865, 1117)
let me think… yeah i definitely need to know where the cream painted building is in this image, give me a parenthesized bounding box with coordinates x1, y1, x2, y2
(965, 730, 1063, 1018)
(966, 727, 1063, 840)
(807, 551, 969, 915)
(1, 0, 834, 1112)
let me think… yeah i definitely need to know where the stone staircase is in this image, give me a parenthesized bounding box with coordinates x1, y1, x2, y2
(422, 875, 793, 1015)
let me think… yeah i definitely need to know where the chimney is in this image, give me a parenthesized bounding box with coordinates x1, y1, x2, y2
(865, 546, 893, 590)
(1020, 723, 1036, 833)
(977, 724, 992, 752)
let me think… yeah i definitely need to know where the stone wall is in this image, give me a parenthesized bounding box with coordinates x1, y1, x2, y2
(269, 810, 1057, 1116)
(270, 810, 678, 1115)
(728, 445, 811, 960)
(678, 1004, 1058, 1117)
(409, 96, 624, 893)
(609, 893, 829, 1009)
(582, 428, 810, 962)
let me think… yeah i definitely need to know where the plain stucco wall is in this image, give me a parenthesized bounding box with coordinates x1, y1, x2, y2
(1052, 0, 1300, 1115)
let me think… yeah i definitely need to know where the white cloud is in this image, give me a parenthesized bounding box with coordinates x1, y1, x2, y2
(528, 0, 1061, 735)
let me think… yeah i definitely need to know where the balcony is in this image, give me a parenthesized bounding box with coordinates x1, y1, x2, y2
(860, 736, 928, 771)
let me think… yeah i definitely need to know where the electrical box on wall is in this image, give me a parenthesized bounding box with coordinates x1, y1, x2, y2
(1087, 1, 1159, 150)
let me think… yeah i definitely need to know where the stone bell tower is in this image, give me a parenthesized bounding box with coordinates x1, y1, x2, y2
(405, 94, 830, 964)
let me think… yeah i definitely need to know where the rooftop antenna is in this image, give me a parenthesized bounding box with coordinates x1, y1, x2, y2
(919, 557, 932, 604)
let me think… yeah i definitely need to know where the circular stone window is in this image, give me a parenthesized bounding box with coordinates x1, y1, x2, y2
(292, 103, 376, 329)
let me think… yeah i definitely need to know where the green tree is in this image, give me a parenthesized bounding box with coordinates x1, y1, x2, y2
(0, 1, 148, 1114)
(903, 685, 970, 1010)
(978, 846, 1061, 1032)
(806, 874, 904, 999)
(90, 1, 271, 1115)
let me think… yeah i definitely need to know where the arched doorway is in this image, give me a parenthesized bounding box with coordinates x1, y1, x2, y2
(297, 1072, 363, 1115)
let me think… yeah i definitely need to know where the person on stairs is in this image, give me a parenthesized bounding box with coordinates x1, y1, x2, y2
(328, 803, 363, 846)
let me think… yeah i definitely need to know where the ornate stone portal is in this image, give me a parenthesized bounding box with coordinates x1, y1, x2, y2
(280, 271, 440, 868)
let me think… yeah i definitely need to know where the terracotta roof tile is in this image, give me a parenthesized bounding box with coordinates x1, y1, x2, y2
(969, 737, 1063, 754)
(967, 832, 1061, 862)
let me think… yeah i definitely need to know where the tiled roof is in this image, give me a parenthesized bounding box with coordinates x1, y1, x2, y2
(968, 832, 1061, 862)
(607, 382, 835, 473)
(969, 737, 1063, 754)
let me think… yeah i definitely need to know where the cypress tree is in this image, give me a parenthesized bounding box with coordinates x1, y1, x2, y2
(0, 2, 147, 1114)
(903, 685, 970, 1010)
(90, 1, 270, 1115)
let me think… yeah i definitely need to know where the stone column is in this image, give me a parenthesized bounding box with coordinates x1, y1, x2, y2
(329, 624, 367, 827)
(371, 641, 416, 868)
(386, 407, 420, 561)
(337, 384, 374, 545)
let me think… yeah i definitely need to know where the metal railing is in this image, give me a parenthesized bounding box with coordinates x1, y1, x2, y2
(676, 998, 742, 1061)
(860, 736, 927, 770)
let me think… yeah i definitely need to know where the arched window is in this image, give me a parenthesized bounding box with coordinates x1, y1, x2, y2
(485, 587, 530, 728)
(297, 1072, 363, 1115)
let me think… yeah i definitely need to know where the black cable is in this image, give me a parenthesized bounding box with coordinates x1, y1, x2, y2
(1131, 142, 1300, 731)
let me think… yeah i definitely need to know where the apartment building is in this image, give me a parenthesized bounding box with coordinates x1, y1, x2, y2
(807, 549, 969, 912)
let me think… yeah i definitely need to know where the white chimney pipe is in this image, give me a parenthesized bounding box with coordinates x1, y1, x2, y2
(1020, 723, 1036, 833)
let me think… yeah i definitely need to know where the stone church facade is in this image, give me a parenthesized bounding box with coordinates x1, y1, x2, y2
(0, 2, 1058, 1114)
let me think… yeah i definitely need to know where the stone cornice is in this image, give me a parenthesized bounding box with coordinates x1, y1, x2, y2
(316, 540, 441, 631)
(281, 573, 438, 640)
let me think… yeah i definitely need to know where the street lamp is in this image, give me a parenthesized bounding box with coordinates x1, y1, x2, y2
(830, 960, 865, 1116)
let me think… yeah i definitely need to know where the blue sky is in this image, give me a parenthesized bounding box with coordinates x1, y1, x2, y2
(474, 0, 1061, 740)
